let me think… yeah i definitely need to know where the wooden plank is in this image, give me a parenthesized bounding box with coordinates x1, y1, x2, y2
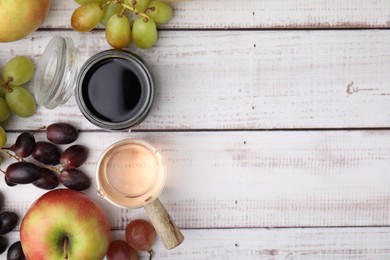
(1, 130, 389, 229)
(43, 0, 390, 29)
(72, 227, 390, 259)
(3, 227, 390, 259)
(1, 30, 389, 131)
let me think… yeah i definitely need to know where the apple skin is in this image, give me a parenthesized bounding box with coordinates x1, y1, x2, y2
(0, 0, 51, 42)
(20, 189, 111, 260)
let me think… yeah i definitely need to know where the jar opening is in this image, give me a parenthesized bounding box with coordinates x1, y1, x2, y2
(75, 50, 154, 131)
(81, 58, 148, 123)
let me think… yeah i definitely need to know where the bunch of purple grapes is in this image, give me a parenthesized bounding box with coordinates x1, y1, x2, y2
(3, 123, 91, 191)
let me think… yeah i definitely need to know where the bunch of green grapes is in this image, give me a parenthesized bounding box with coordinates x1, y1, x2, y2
(0, 56, 37, 148)
(71, 0, 174, 49)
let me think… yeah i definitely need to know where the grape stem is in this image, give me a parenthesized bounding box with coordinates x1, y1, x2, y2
(0, 149, 24, 162)
(42, 163, 63, 175)
(0, 146, 14, 152)
(99, 0, 112, 10)
(119, 2, 151, 19)
(0, 77, 13, 93)
(31, 126, 47, 136)
(118, 6, 126, 18)
(143, 6, 156, 13)
(0, 148, 63, 174)
(148, 249, 153, 260)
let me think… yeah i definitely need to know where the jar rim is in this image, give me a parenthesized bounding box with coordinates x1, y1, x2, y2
(75, 49, 154, 131)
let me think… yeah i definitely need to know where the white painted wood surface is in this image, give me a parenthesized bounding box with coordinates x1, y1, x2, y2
(5, 228, 390, 259)
(1, 131, 390, 228)
(44, 0, 390, 29)
(0, 0, 389, 259)
(1, 30, 390, 130)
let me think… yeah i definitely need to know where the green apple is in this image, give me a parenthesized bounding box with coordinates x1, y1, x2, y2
(20, 189, 111, 259)
(0, 0, 51, 42)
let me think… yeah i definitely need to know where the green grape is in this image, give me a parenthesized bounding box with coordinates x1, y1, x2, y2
(146, 0, 173, 24)
(100, 2, 122, 26)
(0, 80, 6, 98)
(2, 56, 35, 86)
(0, 126, 6, 148)
(105, 14, 132, 49)
(132, 17, 157, 49)
(5, 86, 36, 118)
(0, 97, 10, 122)
(71, 2, 104, 32)
(125, 0, 150, 12)
(74, 0, 105, 4)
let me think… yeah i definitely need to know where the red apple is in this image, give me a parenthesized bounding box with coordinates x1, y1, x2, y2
(20, 189, 111, 259)
(0, 0, 51, 42)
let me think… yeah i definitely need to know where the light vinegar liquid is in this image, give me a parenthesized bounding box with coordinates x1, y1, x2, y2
(97, 140, 166, 208)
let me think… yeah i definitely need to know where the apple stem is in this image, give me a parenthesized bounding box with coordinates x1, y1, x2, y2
(63, 236, 69, 259)
(148, 249, 153, 260)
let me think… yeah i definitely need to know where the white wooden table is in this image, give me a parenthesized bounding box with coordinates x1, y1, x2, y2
(1, 1, 390, 259)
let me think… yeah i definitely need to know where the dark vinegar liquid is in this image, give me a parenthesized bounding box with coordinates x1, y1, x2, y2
(82, 58, 143, 123)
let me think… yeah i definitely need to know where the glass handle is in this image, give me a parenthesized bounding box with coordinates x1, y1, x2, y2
(144, 198, 184, 250)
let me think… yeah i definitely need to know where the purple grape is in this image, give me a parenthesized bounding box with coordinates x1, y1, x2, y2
(32, 168, 59, 190)
(12, 132, 35, 158)
(4, 176, 16, 187)
(0, 236, 7, 255)
(46, 123, 78, 144)
(60, 145, 88, 170)
(0, 211, 18, 235)
(32, 141, 61, 165)
(7, 241, 26, 260)
(5, 162, 40, 184)
(60, 169, 91, 191)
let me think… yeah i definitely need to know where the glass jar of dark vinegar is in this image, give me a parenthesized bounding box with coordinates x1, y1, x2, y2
(36, 36, 154, 131)
(75, 50, 154, 130)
